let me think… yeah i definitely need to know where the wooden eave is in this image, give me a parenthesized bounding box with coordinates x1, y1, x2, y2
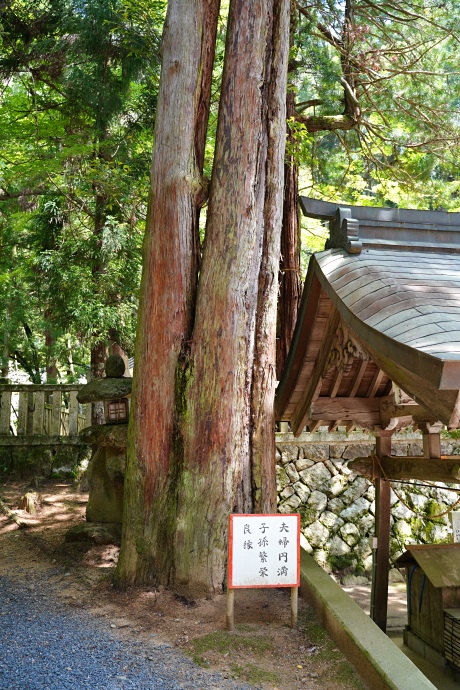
(276, 198, 460, 434)
(395, 544, 460, 588)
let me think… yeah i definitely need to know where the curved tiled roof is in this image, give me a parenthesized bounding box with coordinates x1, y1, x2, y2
(276, 198, 460, 432)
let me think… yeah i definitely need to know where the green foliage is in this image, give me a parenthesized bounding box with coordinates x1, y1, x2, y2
(0, 0, 164, 380)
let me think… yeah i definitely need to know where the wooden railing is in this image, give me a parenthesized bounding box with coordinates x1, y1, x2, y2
(0, 384, 91, 445)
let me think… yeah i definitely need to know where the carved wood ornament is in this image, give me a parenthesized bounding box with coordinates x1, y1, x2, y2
(325, 321, 370, 373)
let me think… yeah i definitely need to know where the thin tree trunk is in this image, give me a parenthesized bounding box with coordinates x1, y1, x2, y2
(277, 4, 302, 380)
(91, 340, 107, 425)
(66, 336, 75, 378)
(2, 246, 16, 382)
(115, 0, 220, 588)
(45, 308, 58, 386)
(109, 328, 130, 376)
(1, 297, 12, 381)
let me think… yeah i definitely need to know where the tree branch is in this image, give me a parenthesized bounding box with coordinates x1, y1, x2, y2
(0, 189, 62, 202)
(295, 113, 356, 133)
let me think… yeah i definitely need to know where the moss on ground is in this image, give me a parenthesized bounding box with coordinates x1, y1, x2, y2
(305, 623, 329, 645)
(332, 660, 367, 689)
(190, 629, 273, 666)
(231, 662, 281, 685)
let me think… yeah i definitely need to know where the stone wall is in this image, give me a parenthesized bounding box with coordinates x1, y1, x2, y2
(276, 430, 460, 575)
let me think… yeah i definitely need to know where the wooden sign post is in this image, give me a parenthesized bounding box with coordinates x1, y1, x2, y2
(227, 513, 300, 631)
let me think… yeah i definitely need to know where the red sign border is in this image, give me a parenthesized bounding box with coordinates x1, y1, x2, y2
(228, 513, 300, 589)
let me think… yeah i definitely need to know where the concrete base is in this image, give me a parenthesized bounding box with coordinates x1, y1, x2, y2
(86, 446, 124, 523)
(404, 628, 460, 683)
(299, 548, 436, 690)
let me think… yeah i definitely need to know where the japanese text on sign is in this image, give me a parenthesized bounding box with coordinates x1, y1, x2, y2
(229, 514, 300, 588)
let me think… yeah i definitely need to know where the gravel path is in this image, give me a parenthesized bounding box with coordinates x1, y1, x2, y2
(0, 571, 253, 690)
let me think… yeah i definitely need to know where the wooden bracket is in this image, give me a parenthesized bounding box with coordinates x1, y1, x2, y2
(325, 207, 362, 255)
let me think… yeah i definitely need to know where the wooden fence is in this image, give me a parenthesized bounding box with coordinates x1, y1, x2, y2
(0, 384, 91, 445)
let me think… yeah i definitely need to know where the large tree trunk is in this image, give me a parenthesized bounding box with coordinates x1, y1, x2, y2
(115, 0, 220, 588)
(171, 0, 289, 597)
(116, 0, 289, 598)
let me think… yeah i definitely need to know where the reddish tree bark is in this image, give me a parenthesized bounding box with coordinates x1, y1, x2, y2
(115, 0, 221, 588)
(277, 6, 302, 380)
(116, 0, 289, 597)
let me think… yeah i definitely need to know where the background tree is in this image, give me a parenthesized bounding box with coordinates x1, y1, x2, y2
(0, 0, 164, 384)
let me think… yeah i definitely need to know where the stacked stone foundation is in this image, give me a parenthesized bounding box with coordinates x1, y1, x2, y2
(276, 430, 460, 576)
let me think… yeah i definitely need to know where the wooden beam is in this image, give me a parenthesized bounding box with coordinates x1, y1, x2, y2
(329, 369, 343, 398)
(348, 360, 367, 397)
(291, 310, 340, 436)
(328, 420, 341, 432)
(379, 397, 439, 427)
(349, 455, 460, 485)
(366, 369, 384, 398)
(307, 420, 323, 433)
(372, 432, 392, 634)
(310, 397, 380, 422)
(346, 421, 355, 433)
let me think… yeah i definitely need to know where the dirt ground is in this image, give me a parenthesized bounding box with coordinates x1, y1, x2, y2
(0, 479, 367, 690)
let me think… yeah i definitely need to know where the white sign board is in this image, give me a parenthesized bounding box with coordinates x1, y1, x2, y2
(228, 514, 300, 588)
(449, 512, 460, 542)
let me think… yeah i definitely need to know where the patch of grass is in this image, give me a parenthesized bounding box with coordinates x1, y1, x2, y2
(235, 623, 253, 632)
(332, 660, 367, 689)
(190, 630, 273, 665)
(231, 662, 281, 685)
(306, 623, 328, 645)
(315, 639, 343, 662)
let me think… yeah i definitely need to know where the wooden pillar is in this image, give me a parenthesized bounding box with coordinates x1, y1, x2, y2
(371, 430, 392, 633)
(420, 422, 442, 459)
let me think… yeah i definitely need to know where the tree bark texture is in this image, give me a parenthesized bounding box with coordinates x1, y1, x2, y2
(115, 0, 220, 588)
(251, 0, 290, 514)
(116, 0, 289, 597)
(109, 328, 130, 377)
(174, 0, 289, 595)
(277, 90, 302, 379)
(90, 340, 108, 425)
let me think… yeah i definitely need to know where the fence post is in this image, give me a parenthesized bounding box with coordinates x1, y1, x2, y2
(68, 390, 79, 436)
(0, 391, 12, 434)
(17, 392, 27, 435)
(51, 390, 62, 436)
(33, 390, 45, 436)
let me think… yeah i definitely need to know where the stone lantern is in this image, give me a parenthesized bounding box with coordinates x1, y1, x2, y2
(76, 354, 132, 524)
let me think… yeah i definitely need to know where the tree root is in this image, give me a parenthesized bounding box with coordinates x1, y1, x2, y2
(0, 496, 28, 528)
